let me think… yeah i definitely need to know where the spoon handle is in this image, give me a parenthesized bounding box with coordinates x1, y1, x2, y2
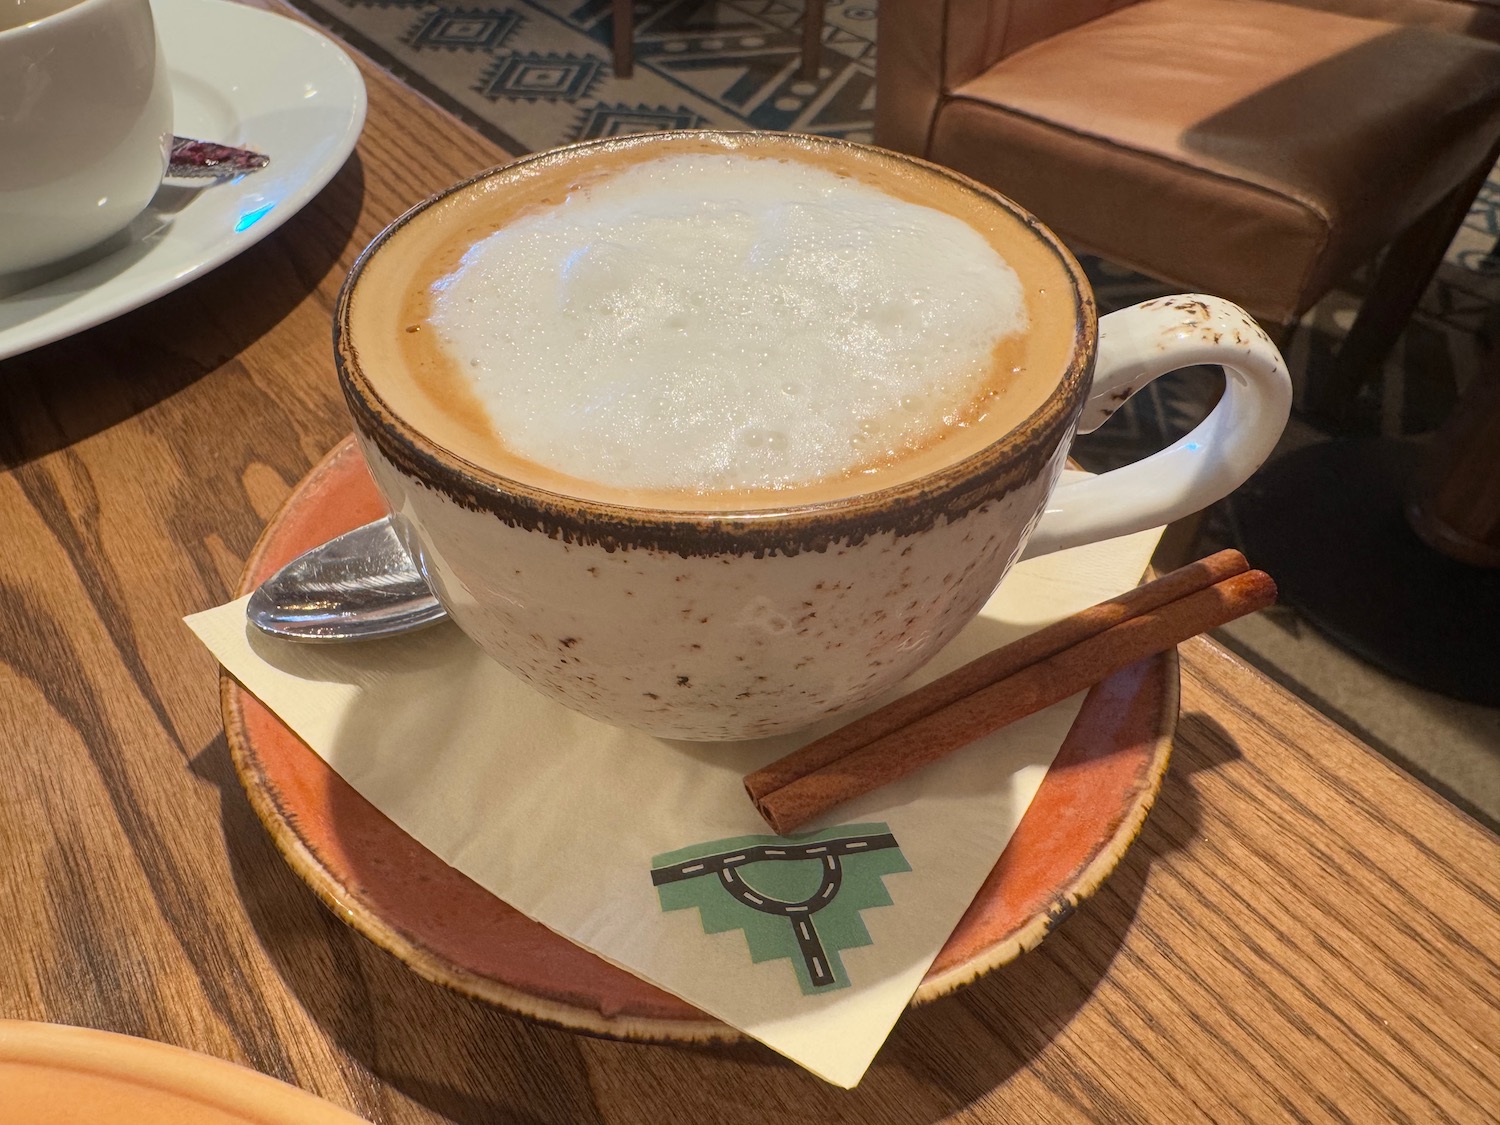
(167, 136, 270, 179)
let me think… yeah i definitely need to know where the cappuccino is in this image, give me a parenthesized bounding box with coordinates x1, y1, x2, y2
(349, 133, 1081, 510)
(338, 132, 1290, 739)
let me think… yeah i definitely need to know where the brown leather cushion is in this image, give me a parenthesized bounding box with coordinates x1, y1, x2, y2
(928, 0, 1500, 321)
(1276, 0, 1500, 43)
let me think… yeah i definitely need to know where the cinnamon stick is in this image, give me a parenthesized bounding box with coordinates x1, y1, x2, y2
(745, 548, 1251, 803)
(748, 563, 1276, 836)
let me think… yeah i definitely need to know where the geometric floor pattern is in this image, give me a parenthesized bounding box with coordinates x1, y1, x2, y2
(289, 0, 877, 153)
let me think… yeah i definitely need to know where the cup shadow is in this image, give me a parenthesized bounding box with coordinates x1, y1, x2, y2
(0, 151, 366, 471)
(191, 692, 1242, 1122)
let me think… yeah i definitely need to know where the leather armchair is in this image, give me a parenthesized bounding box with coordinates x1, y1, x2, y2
(875, 0, 1500, 417)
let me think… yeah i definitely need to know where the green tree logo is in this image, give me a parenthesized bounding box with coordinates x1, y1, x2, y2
(650, 823, 910, 994)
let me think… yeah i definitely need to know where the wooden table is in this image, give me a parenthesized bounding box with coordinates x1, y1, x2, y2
(2, 16, 1499, 1123)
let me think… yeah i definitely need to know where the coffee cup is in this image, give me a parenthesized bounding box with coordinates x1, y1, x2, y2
(0, 0, 174, 276)
(335, 131, 1291, 741)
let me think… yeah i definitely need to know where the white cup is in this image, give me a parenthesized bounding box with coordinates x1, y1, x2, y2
(339, 134, 1293, 742)
(0, 0, 174, 276)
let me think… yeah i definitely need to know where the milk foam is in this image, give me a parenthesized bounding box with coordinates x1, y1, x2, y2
(428, 153, 1027, 496)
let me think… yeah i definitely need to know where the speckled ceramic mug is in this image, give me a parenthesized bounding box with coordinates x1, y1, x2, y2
(336, 131, 1291, 741)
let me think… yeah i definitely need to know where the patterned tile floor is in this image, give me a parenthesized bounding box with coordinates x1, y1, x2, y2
(291, 0, 1500, 825)
(292, 0, 878, 151)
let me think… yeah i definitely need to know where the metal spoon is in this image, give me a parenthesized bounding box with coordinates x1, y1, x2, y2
(246, 517, 447, 641)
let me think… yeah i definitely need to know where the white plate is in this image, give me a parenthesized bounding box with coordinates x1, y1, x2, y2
(0, 0, 367, 361)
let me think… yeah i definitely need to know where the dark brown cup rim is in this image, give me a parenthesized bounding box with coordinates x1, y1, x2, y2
(335, 130, 1096, 556)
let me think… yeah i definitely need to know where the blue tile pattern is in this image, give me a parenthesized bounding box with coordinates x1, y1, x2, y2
(572, 102, 709, 136)
(405, 7, 523, 49)
(478, 52, 604, 99)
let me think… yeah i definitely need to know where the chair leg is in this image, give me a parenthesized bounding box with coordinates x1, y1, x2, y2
(613, 0, 633, 78)
(1407, 304, 1500, 567)
(1408, 361, 1500, 566)
(1309, 148, 1499, 426)
(801, 0, 822, 81)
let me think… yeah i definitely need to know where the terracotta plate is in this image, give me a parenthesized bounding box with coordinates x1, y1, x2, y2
(0, 1020, 367, 1123)
(223, 437, 1178, 1041)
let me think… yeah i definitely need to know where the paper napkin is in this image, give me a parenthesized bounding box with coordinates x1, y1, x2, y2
(187, 480, 1162, 1087)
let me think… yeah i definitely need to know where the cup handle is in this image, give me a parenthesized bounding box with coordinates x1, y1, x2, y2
(1021, 294, 1292, 559)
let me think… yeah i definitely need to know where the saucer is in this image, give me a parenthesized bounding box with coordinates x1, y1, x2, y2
(0, 1020, 367, 1122)
(223, 437, 1177, 1040)
(0, 0, 366, 361)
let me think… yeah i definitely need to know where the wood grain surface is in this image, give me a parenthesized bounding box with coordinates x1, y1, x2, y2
(1, 11, 1498, 1121)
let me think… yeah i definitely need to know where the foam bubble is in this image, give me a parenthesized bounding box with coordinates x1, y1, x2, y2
(428, 153, 1027, 496)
